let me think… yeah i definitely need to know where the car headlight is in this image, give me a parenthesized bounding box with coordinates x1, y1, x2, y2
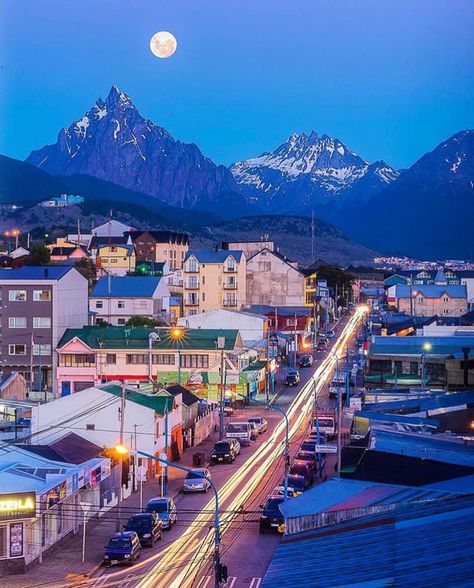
(124, 554, 131, 558)
(104, 555, 110, 559)
(260, 515, 267, 519)
(224, 454, 230, 457)
(143, 533, 151, 538)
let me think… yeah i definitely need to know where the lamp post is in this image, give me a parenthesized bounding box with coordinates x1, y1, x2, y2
(421, 342, 432, 388)
(138, 451, 227, 588)
(148, 331, 161, 381)
(170, 327, 185, 384)
(114, 442, 129, 531)
(237, 393, 290, 501)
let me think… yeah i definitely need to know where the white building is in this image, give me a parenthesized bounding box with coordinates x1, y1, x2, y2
(178, 308, 269, 346)
(90, 276, 170, 325)
(30, 383, 182, 477)
(91, 220, 135, 238)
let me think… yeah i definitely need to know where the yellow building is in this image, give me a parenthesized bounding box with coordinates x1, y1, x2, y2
(302, 269, 318, 307)
(97, 244, 136, 276)
(183, 250, 246, 316)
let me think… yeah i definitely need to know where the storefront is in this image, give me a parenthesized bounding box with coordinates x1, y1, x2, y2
(0, 447, 111, 574)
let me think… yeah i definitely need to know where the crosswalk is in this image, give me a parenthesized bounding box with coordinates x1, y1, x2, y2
(196, 576, 262, 588)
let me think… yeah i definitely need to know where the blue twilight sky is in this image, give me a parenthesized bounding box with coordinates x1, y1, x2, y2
(0, 0, 473, 168)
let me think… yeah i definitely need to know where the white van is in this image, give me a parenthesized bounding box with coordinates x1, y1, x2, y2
(226, 422, 253, 446)
(311, 414, 336, 439)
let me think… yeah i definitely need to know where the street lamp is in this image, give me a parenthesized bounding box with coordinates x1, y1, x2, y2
(138, 451, 227, 588)
(237, 393, 290, 501)
(421, 342, 432, 388)
(148, 331, 161, 381)
(170, 327, 185, 384)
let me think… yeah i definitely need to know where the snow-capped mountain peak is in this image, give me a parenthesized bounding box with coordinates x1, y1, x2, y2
(230, 132, 399, 215)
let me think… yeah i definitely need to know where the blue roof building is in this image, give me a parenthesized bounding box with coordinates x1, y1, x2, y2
(91, 276, 163, 298)
(184, 249, 244, 264)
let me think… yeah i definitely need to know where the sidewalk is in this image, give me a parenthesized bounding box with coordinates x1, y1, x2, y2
(7, 432, 222, 588)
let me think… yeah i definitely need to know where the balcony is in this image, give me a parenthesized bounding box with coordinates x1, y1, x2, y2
(223, 281, 237, 289)
(223, 266, 237, 273)
(186, 281, 200, 289)
(185, 298, 199, 306)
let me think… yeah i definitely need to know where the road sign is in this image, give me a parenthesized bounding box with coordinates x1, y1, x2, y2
(159, 452, 167, 462)
(314, 444, 337, 454)
(137, 465, 147, 482)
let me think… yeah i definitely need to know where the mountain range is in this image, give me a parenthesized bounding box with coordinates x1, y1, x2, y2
(3, 85, 474, 260)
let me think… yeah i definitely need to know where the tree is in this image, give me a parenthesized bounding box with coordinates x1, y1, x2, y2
(126, 315, 167, 328)
(27, 243, 50, 265)
(74, 258, 97, 287)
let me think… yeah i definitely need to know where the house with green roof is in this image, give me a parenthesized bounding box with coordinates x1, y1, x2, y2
(56, 326, 246, 401)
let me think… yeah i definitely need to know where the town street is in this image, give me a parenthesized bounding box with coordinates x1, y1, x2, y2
(69, 309, 365, 588)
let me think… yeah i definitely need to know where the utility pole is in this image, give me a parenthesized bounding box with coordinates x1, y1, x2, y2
(116, 381, 126, 531)
(336, 383, 343, 476)
(293, 312, 297, 368)
(219, 348, 225, 440)
(265, 327, 270, 402)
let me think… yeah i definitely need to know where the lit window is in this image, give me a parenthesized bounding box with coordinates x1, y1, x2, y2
(9, 290, 26, 302)
(33, 290, 51, 301)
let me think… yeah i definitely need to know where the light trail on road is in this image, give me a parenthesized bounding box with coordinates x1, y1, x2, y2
(133, 308, 366, 588)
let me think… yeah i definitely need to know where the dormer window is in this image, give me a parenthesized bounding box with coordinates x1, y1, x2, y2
(226, 257, 236, 271)
(187, 258, 198, 272)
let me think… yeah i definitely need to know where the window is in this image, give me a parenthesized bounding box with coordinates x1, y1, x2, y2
(106, 353, 116, 364)
(9, 344, 26, 355)
(96, 301, 103, 309)
(9, 317, 27, 328)
(187, 259, 198, 272)
(188, 276, 198, 289)
(202, 276, 205, 285)
(180, 354, 209, 368)
(286, 318, 296, 327)
(118, 301, 125, 309)
(153, 354, 175, 365)
(59, 354, 96, 367)
(117, 318, 126, 325)
(33, 290, 51, 301)
(226, 257, 236, 271)
(443, 296, 449, 302)
(110, 246, 118, 252)
(126, 354, 148, 364)
(9, 290, 26, 302)
(111, 259, 117, 264)
(33, 344, 51, 356)
(202, 292, 206, 301)
(0, 526, 6, 558)
(33, 317, 51, 329)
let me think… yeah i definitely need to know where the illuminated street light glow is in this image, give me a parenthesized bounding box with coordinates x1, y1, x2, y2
(423, 342, 432, 352)
(114, 443, 129, 456)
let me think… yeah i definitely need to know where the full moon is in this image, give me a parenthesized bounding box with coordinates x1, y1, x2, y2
(150, 31, 177, 59)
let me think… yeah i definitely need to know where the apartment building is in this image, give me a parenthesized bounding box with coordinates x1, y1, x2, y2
(390, 284, 468, 317)
(90, 276, 170, 325)
(129, 231, 189, 270)
(183, 250, 246, 316)
(0, 266, 89, 395)
(96, 243, 136, 276)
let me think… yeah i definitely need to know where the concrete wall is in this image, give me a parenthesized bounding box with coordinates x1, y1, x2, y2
(246, 250, 305, 306)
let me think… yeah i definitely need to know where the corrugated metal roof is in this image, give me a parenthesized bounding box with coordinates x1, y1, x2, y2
(0, 265, 74, 281)
(355, 410, 439, 428)
(184, 249, 244, 263)
(103, 384, 174, 415)
(262, 497, 474, 588)
(280, 477, 462, 520)
(58, 326, 241, 351)
(91, 276, 161, 297)
(364, 390, 474, 413)
(369, 335, 474, 357)
(394, 284, 467, 298)
(370, 429, 474, 467)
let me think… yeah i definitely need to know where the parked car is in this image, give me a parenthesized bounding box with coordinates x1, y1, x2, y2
(248, 420, 259, 440)
(285, 369, 300, 386)
(290, 461, 313, 484)
(299, 354, 314, 368)
(286, 473, 311, 494)
(210, 439, 241, 464)
(145, 497, 177, 529)
(316, 340, 328, 352)
(295, 451, 318, 473)
(259, 496, 285, 533)
(223, 399, 234, 416)
(124, 513, 162, 546)
(103, 531, 141, 566)
(273, 485, 297, 498)
(183, 468, 212, 493)
(248, 416, 268, 434)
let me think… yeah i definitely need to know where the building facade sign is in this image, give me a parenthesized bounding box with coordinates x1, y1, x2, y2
(0, 492, 37, 521)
